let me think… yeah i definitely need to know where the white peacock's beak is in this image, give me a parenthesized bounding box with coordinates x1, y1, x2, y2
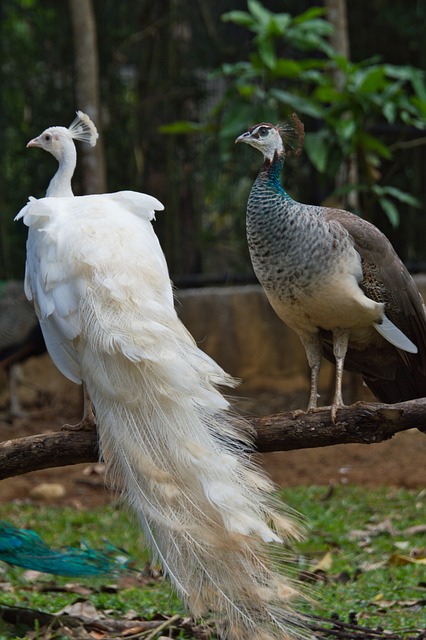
(235, 131, 251, 144)
(27, 136, 42, 148)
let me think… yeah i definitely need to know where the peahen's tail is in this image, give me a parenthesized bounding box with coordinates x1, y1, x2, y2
(80, 289, 306, 640)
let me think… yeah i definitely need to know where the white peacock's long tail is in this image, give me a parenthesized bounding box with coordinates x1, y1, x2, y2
(17, 190, 306, 640)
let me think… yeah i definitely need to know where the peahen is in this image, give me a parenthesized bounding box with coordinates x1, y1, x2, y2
(14, 115, 306, 639)
(0, 520, 127, 576)
(0, 280, 46, 418)
(236, 115, 426, 423)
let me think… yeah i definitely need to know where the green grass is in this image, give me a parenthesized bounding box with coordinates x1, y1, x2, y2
(283, 486, 426, 631)
(0, 486, 425, 638)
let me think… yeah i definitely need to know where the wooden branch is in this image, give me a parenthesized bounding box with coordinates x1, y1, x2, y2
(0, 399, 425, 480)
(255, 399, 426, 451)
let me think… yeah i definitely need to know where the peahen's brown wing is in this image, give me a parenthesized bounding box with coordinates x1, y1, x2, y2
(321, 208, 426, 403)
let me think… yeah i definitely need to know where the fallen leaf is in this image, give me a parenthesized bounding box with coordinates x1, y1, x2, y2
(55, 600, 104, 620)
(310, 551, 333, 573)
(394, 540, 410, 550)
(372, 597, 426, 611)
(405, 524, 426, 535)
(360, 559, 387, 571)
(122, 625, 151, 636)
(389, 553, 426, 566)
(374, 599, 397, 609)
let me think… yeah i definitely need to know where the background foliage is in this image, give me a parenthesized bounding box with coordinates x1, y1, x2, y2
(0, 0, 425, 281)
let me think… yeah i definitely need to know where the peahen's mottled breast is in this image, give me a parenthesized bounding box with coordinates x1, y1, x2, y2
(246, 167, 356, 305)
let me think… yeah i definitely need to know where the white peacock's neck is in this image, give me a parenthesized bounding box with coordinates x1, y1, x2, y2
(45, 144, 76, 197)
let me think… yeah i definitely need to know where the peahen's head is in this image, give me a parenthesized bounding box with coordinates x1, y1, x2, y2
(235, 113, 304, 162)
(27, 111, 98, 163)
(235, 123, 282, 161)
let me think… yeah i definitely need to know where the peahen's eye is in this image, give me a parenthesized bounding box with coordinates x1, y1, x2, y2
(258, 127, 269, 137)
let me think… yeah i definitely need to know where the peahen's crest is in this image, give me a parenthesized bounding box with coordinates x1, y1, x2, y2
(277, 112, 305, 156)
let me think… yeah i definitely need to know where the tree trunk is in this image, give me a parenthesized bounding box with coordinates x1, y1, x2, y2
(325, 0, 359, 210)
(325, 0, 350, 67)
(68, 0, 106, 194)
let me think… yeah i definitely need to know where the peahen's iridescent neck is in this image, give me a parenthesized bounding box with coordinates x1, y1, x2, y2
(259, 150, 291, 200)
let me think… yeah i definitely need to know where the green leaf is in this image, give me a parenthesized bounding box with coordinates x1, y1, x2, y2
(357, 132, 392, 159)
(247, 0, 271, 26)
(382, 101, 397, 123)
(220, 103, 272, 139)
(222, 11, 255, 29)
(270, 13, 292, 33)
(292, 6, 326, 24)
(336, 118, 357, 141)
(380, 186, 421, 207)
(237, 84, 256, 98)
(355, 66, 387, 94)
(304, 131, 330, 173)
(158, 121, 203, 135)
(411, 96, 426, 120)
(273, 59, 303, 78)
(410, 71, 426, 103)
(313, 85, 343, 103)
(379, 197, 400, 227)
(270, 89, 324, 118)
(257, 37, 276, 69)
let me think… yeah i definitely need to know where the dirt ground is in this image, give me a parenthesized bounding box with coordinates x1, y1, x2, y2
(0, 373, 425, 508)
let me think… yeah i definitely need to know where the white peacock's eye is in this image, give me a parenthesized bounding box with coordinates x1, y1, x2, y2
(44, 134, 51, 141)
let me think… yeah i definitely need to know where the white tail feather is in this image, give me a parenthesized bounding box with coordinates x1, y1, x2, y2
(374, 316, 418, 353)
(79, 291, 306, 639)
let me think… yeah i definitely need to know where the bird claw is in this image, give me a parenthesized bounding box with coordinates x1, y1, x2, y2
(61, 416, 97, 432)
(291, 408, 307, 419)
(292, 403, 343, 424)
(291, 405, 329, 419)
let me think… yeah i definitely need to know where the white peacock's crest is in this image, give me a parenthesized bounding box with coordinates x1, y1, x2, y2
(68, 111, 98, 147)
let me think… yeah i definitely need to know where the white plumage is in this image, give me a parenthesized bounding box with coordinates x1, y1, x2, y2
(16, 116, 306, 639)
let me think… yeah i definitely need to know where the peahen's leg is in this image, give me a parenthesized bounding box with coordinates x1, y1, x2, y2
(300, 333, 323, 411)
(331, 328, 350, 422)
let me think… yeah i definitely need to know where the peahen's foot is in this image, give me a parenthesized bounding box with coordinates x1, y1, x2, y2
(291, 404, 344, 423)
(291, 406, 325, 419)
(330, 403, 340, 424)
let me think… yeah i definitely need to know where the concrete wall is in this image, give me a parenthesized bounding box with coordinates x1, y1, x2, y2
(3, 276, 426, 412)
(176, 275, 426, 397)
(176, 285, 312, 391)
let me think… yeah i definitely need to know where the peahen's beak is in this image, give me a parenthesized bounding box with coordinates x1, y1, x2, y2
(27, 136, 42, 148)
(235, 131, 251, 144)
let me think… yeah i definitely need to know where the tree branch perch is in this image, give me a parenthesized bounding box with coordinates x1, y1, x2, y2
(0, 399, 425, 480)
